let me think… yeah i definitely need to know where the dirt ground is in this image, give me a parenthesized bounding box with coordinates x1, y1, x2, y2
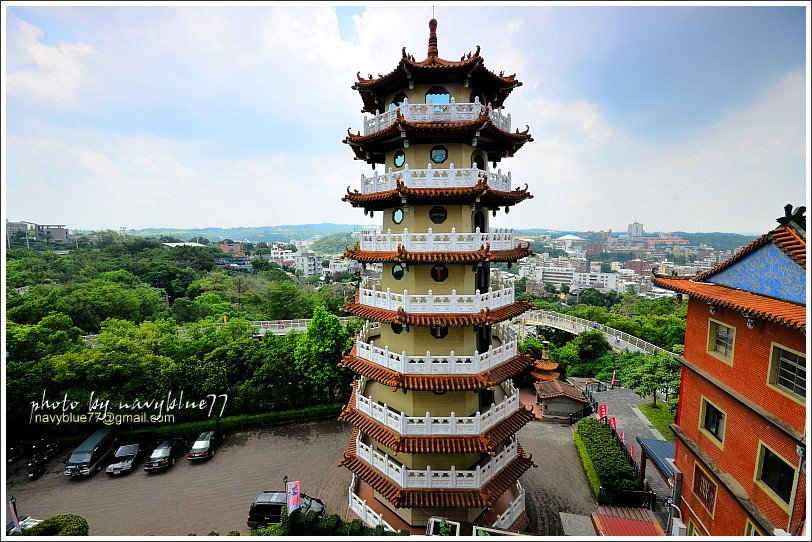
(6, 417, 596, 536)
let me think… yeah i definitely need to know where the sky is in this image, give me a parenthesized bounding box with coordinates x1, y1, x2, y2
(2, 2, 809, 234)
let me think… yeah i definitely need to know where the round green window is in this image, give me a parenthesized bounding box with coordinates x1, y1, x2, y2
(392, 208, 404, 224)
(430, 146, 448, 164)
(392, 264, 405, 280)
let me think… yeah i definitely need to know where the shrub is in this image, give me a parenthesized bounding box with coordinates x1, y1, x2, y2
(22, 514, 89, 536)
(575, 418, 637, 492)
(249, 508, 408, 536)
(573, 432, 601, 496)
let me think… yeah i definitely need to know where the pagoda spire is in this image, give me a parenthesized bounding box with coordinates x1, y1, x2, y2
(427, 18, 438, 57)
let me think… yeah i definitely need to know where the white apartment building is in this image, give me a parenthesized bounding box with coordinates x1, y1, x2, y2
(573, 271, 618, 291)
(294, 250, 321, 277)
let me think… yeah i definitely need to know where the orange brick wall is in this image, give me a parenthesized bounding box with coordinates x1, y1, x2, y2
(682, 298, 805, 432)
(676, 297, 807, 535)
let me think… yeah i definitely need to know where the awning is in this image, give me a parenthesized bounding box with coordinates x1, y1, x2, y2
(636, 437, 675, 482)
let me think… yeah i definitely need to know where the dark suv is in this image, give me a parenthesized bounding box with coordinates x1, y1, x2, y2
(246, 491, 326, 530)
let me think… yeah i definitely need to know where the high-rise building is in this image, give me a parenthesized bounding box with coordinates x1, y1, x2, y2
(628, 221, 644, 240)
(653, 205, 806, 536)
(338, 19, 537, 534)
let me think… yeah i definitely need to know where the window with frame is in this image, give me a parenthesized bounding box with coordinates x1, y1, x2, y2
(708, 320, 735, 359)
(429, 206, 447, 224)
(701, 399, 725, 443)
(756, 444, 795, 505)
(744, 521, 763, 536)
(430, 326, 448, 339)
(391, 264, 405, 280)
(393, 150, 406, 168)
(392, 208, 404, 224)
(770, 345, 805, 399)
(391, 323, 403, 334)
(692, 463, 717, 514)
(430, 146, 448, 164)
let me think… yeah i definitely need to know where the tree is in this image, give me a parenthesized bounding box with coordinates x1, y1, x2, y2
(293, 305, 351, 403)
(620, 352, 680, 406)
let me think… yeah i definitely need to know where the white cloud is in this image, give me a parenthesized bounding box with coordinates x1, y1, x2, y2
(6, 13, 93, 105)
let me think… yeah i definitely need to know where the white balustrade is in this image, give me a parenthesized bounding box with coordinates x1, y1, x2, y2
(359, 227, 518, 252)
(360, 165, 512, 193)
(362, 97, 512, 135)
(347, 476, 395, 531)
(491, 481, 526, 529)
(357, 278, 515, 314)
(355, 322, 519, 375)
(354, 380, 519, 436)
(355, 437, 519, 489)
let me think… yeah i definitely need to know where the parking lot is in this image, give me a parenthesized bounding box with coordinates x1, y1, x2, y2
(5, 416, 596, 536)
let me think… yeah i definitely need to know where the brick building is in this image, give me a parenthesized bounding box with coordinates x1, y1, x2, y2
(653, 205, 806, 536)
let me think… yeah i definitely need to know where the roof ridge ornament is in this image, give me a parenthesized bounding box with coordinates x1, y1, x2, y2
(428, 18, 439, 57)
(777, 203, 806, 235)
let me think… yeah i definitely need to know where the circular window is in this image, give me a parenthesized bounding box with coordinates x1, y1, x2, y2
(391, 323, 403, 334)
(430, 146, 448, 164)
(429, 206, 447, 224)
(431, 265, 448, 282)
(394, 150, 405, 168)
(392, 208, 404, 224)
(392, 264, 405, 280)
(430, 326, 449, 339)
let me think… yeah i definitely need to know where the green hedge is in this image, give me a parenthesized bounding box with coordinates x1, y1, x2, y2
(250, 508, 409, 536)
(22, 514, 89, 536)
(573, 432, 601, 497)
(575, 418, 637, 492)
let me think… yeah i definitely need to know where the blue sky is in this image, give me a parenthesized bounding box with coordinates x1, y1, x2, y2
(3, 3, 809, 234)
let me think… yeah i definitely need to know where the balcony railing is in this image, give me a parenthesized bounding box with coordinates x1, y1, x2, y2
(492, 481, 526, 529)
(362, 97, 511, 135)
(357, 278, 515, 314)
(348, 475, 395, 531)
(360, 165, 512, 194)
(356, 321, 518, 375)
(355, 380, 519, 436)
(355, 437, 518, 489)
(359, 227, 517, 252)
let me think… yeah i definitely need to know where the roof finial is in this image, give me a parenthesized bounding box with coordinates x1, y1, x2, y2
(427, 17, 438, 57)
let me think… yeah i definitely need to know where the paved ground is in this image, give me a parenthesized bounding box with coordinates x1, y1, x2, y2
(6, 417, 597, 536)
(590, 387, 673, 526)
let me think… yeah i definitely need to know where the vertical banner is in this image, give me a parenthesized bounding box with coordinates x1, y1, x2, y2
(620, 430, 626, 444)
(598, 404, 607, 419)
(287, 480, 302, 512)
(610, 371, 617, 386)
(9, 499, 21, 533)
(609, 416, 617, 430)
(630, 445, 636, 461)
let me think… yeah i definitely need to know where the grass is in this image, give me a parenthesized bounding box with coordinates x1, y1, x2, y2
(638, 402, 676, 441)
(573, 431, 601, 497)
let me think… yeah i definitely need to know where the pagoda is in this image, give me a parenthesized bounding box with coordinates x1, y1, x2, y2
(338, 19, 537, 533)
(530, 341, 560, 382)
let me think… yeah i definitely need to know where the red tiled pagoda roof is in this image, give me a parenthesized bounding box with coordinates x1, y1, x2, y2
(340, 351, 535, 391)
(652, 276, 806, 331)
(338, 430, 536, 508)
(342, 180, 534, 209)
(341, 299, 533, 327)
(342, 244, 532, 264)
(338, 389, 536, 454)
(534, 380, 589, 403)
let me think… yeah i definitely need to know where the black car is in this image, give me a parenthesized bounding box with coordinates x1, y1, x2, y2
(186, 430, 224, 461)
(106, 443, 145, 475)
(144, 438, 186, 472)
(246, 491, 326, 530)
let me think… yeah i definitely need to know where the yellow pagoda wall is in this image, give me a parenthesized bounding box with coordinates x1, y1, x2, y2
(381, 84, 485, 108)
(369, 325, 478, 355)
(381, 204, 484, 233)
(364, 380, 481, 416)
(379, 262, 475, 295)
(385, 145, 487, 171)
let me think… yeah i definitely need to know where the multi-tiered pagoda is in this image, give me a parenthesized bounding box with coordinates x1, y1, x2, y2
(338, 19, 537, 534)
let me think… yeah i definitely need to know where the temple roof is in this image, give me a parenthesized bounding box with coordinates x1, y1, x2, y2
(534, 380, 589, 403)
(341, 298, 533, 327)
(340, 350, 535, 391)
(339, 429, 535, 508)
(353, 19, 522, 114)
(343, 243, 532, 264)
(338, 382, 536, 454)
(342, 180, 534, 209)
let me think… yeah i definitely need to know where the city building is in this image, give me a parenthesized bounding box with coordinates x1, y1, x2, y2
(628, 221, 644, 240)
(534, 380, 589, 421)
(653, 205, 806, 536)
(218, 241, 244, 257)
(572, 270, 618, 291)
(338, 19, 537, 533)
(553, 234, 585, 254)
(294, 249, 320, 277)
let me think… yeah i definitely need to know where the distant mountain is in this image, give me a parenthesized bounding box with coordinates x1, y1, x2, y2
(123, 224, 367, 243)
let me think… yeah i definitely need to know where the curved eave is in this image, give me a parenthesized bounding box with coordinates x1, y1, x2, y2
(338, 401, 536, 454)
(340, 300, 533, 327)
(344, 115, 532, 147)
(339, 351, 535, 391)
(339, 429, 535, 508)
(341, 183, 534, 210)
(652, 276, 806, 331)
(353, 54, 522, 114)
(342, 245, 532, 264)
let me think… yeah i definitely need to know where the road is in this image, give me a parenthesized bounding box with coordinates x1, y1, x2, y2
(5, 417, 596, 536)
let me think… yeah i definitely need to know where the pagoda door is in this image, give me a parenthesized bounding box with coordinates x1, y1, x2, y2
(476, 263, 490, 293)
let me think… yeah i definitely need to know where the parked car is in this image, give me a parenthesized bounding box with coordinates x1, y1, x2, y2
(143, 438, 186, 472)
(186, 430, 224, 461)
(64, 427, 118, 477)
(106, 443, 145, 475)
(246, 491, 326, 530)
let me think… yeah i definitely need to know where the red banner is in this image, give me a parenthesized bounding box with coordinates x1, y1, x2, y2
(629, 445, 636, 460)
(287, 480, 302, 512)
(598, 404, 607, 419)
(609, 416, 617, 430)
(620, 430, 626, 444)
